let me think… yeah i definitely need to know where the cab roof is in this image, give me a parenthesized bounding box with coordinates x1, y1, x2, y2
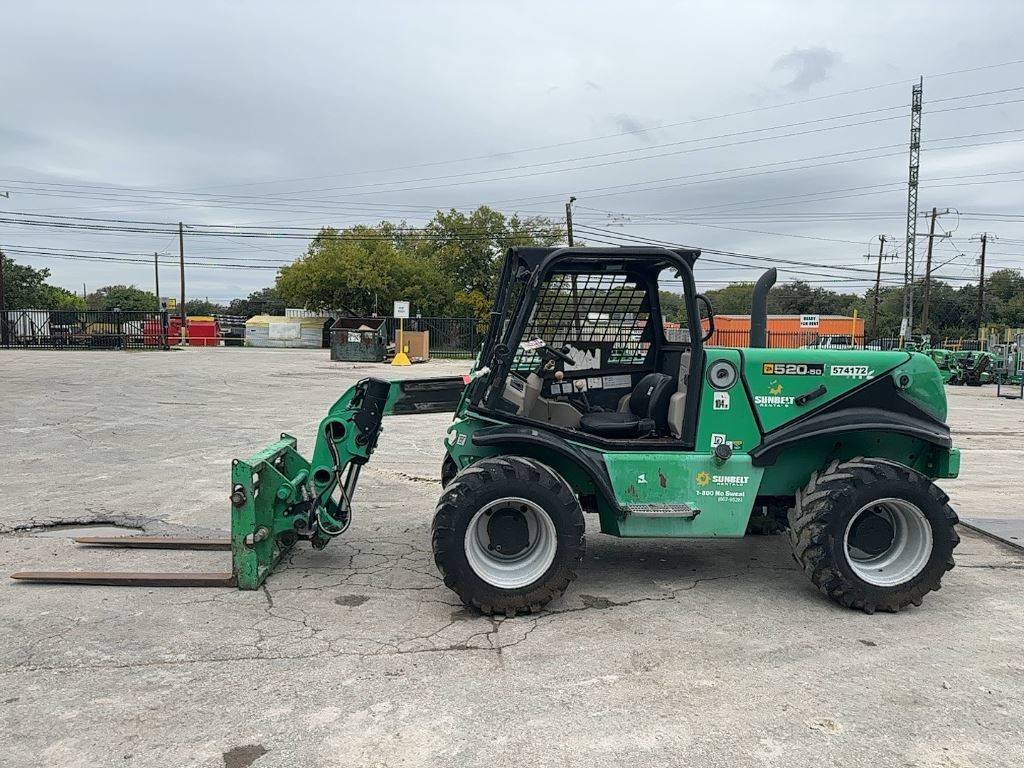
(508, 246, 701, 273)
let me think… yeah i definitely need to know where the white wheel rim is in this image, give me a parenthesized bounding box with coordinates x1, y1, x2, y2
(843, 498, 933, 587)
(464, 496, 558, 590)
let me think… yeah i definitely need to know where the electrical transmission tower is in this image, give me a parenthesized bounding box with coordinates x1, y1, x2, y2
(901, 77, 923, 341)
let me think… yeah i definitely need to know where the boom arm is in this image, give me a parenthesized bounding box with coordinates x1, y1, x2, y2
(11, 375, 466, 591)
(230, 376, 466, 588)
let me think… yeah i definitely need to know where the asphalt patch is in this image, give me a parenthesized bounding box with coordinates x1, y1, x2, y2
(333, 594, 370, 607)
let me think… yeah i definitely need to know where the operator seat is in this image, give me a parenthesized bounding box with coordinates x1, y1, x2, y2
(578, 373, 673, 439)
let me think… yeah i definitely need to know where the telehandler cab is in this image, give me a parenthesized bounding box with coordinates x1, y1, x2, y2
(13, 246, 961, 615)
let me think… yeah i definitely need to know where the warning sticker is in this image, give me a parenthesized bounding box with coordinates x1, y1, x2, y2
(713, 391, 730, 410)
(602, 374, 633, 389)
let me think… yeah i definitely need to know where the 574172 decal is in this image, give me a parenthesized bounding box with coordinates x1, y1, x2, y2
(829, 364, 875, 379)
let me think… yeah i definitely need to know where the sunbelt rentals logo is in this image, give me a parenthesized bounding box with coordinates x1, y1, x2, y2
(695, 471, 749, 487)
(755, 380, 795, 407)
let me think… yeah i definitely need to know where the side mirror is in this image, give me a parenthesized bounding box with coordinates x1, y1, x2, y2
(696, 294, 715, 343)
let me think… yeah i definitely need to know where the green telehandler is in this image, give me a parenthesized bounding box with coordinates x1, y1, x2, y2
(13, 246, 961, 614)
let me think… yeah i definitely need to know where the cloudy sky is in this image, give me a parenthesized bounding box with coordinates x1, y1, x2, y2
(2, 1, 1023, 302)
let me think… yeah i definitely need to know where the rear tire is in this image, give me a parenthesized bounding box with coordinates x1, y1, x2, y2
(788, 457, 959, 613)
(432, 456, 585, 616)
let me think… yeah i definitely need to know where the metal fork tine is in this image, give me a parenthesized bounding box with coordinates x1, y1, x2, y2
(10, 571, 236, 587)
(73, 536, 232, 551)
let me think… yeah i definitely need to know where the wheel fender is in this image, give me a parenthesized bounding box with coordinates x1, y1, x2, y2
(470, 425, 620, 513)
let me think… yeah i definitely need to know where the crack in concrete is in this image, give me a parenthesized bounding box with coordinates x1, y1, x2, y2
(0, 570, 749, 675)
(367, 467, 439, 484)
(0, 512, 223, 540)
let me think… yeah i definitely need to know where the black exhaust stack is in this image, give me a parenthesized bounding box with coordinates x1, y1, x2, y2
(749, 268, 777, 348)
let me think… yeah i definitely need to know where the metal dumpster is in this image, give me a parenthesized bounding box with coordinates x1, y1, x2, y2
(330, 318, 387, 362)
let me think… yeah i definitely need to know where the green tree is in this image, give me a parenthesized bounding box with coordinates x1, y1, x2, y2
(768, 281, 859, 315)
(38, 284, 86, 310)
(277, 226, 417, 315)
(275, 207, 562, 319)
(1, 251, 50, 308)
(184, 299, 226, 316)
(227, 287, 284, 317)
(658, 290, 687, 323)
(422, 206, 563, 316)
(704, 283, 756, 314)
(0, 251, 86, 309)
(87, 285, 159, 311)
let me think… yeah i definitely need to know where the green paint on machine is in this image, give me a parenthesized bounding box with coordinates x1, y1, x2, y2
(602, 453, 763, 537)
(741, 349, 909, 432)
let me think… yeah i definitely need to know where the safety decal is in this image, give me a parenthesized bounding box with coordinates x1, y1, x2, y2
(602, 374, 633, 389)
(712, 391, 730, 410)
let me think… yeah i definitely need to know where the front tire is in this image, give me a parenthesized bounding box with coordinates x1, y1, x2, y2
(788, 457, 959, 613)
(432, 456, 585, 616)
(440, 454, 458, 488)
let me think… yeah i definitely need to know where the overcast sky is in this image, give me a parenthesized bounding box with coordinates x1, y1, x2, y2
(2, 1, 1023, 302)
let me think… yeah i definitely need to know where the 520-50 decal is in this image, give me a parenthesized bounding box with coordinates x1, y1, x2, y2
(762, 362, 824, 376)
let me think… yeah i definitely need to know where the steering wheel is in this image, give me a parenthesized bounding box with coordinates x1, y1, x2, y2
(539, 344, 576, 366)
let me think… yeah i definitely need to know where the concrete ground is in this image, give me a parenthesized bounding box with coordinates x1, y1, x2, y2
(1, 348, 1022, 768)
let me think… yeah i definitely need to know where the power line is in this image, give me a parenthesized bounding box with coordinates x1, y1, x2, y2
(2, 250, 282, 270)
(494, 133, 1024, 206)
(6, 94, 1024, 213)
(189, 57, 1024, 191)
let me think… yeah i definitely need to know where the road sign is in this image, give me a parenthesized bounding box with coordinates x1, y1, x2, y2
(393, 301, 410, 319)
(800, 314, 820, 328)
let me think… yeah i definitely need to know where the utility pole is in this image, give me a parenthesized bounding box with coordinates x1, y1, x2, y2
(901, 78, 923, 343)
(565, 196, 576, 246)
(974, 233, 993, 340)
(0, 193, 8, 346)
(0, 246, 7, 347)
(917, 207, 954, 336)
(864, 234, 893, 340)
(178, 222, 186, 343)
(154, 253, 161, 310)
(920, 208, 938, 335)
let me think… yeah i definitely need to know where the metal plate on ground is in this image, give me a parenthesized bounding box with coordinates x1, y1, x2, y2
(959, 518, 1024, 551)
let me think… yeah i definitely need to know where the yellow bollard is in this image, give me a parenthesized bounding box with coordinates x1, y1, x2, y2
(392, 317, 411, 366)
